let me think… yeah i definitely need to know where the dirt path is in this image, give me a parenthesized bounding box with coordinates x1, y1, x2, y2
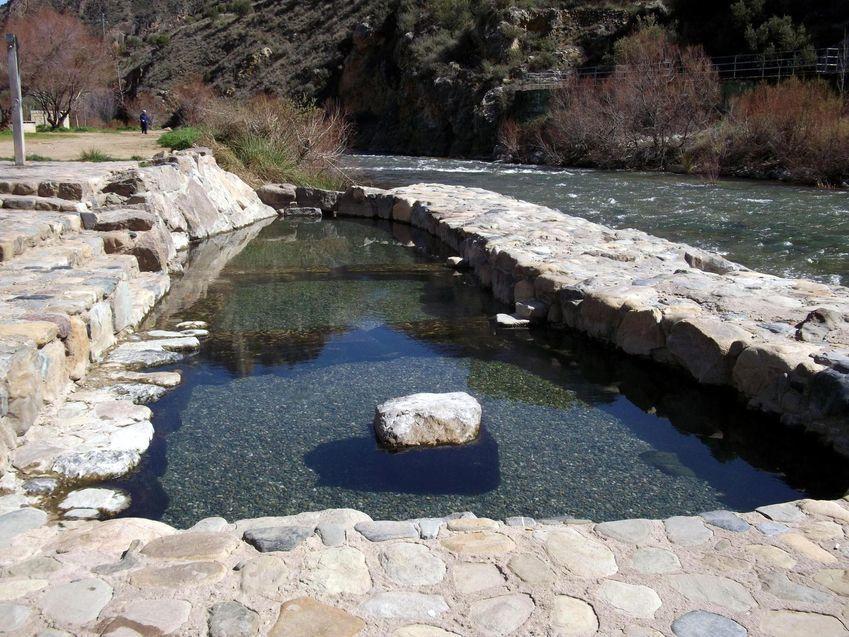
(0, 131, 163, 161)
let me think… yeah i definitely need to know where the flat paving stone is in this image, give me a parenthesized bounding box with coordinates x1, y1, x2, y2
(208, 600, 260, 637)
(239, 555, 288, 596)
(744, 544, 796, 569)
(669, 573, 757, 613)
(0, 578, 47, 600)
(598, 580, 661, 618)
(803, 519, 844, 542)
(440, 532, 516, 556)
(269, 597, 365, 637)
(505, 516, 536, 528)
(243, 525, 314, 552)
(756, 502, 805, 523)
(759, 610, 848, 637)
(700, 510, 750, 533)
(1, 556, 61, 578)
(665, 516, 713, 546)
(545, 528, 618, 577)
(452, 562, 506, 594)
(779, 532, 838, 563)
(301, 546, 371, 594)
(0, 508, 47, 546)
(189, 516, 230, 533)
(58, 488, 129, 513)
(141, 531, 237, 560)
(0, 602, 30, 632)
(355, 520, 418, 542)
(416, 518, 443, 539)
(813, 569, 849, 595)
(550, 595, 598, 636)
(41, 577, 112, 626)
(101, 599, 191, 635)
(760, 571, 832, 603)
(801, 500, 849, 523)
(130, 561, 227, 588)
(671, 610, 747, 637)
(757, 521, 790, 536)
(316, 522, 346, 547)
(380, 542, 446, 586)
(468, 593, 535, 636)
(507, 553, 555, 585)
(359, 592, 449, 620)
(596, 519, 653, 545)
(447, 518, 498, 532)
(631, 547, 681, 574)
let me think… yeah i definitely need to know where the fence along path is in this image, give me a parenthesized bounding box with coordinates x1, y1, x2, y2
(518, 46, 849, 90)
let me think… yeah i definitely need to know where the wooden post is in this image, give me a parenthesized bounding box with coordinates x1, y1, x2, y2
(6, 34, 25, 166)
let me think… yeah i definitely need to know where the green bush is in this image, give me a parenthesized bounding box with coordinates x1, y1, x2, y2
(157, 127, 202, 150)
(147, 33, 170, 47)
(227, 0, 252, 16)
(78, 148, 114, 162)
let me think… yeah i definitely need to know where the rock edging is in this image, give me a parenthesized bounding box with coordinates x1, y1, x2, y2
(287, 182, 849, 455)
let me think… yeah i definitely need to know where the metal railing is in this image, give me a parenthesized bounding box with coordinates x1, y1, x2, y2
(517, 47, 849, 90)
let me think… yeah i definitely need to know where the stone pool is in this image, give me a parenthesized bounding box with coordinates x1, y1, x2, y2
(105, 218, 849, 528)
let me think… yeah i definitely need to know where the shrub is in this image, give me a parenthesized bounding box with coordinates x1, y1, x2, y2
(200, 96, 350, 189)
(541, 28, 720, 170)
(78, 148, 114, 162)
(202, 5, 220, 20)
(717, 78, 849, 185)
(158, 127, 202, 150)
(147, 33, 170, 47)
(226, 0, 252, 16)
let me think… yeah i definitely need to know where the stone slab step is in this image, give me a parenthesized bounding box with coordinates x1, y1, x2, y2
(0, 212, 83, 262)
(0, 178, 95, 201)
(0, 195, 87, 213)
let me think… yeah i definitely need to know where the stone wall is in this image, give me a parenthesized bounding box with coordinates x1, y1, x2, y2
(299, 182, 849, 453)
(0, 151, 276, 477)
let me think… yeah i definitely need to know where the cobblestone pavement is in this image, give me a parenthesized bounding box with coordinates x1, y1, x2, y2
(2, 502, 849, 635)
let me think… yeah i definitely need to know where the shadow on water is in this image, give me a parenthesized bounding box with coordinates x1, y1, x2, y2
(304, 429, 501, 496)
(104, 217, 849, 526)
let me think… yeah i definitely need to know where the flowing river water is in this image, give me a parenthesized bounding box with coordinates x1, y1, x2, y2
(347, 155, 849, 286)
(108, 193, 849, 526)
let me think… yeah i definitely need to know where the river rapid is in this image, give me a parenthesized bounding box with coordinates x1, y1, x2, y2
(347, 155, 849, 287)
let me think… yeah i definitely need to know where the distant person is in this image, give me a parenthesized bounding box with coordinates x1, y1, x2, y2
(139, 110, 150, 135)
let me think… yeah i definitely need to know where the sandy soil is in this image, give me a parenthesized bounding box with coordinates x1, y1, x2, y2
(0, 131, 163, 161)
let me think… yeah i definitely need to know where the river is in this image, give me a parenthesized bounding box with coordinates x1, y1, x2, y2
(347, 155, 849, 286)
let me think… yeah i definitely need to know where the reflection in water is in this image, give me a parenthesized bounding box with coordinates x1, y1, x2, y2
(346, 154, 849, 286)
(108, 218, 849, 527)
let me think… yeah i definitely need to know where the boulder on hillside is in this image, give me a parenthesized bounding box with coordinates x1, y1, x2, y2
(373, 392, 482, 449)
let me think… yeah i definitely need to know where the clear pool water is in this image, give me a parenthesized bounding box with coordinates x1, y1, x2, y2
(346, 154, 849, 286)
(107, 218, 849, 527)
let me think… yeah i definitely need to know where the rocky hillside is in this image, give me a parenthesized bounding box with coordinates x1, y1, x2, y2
(5, 0, 847, 157)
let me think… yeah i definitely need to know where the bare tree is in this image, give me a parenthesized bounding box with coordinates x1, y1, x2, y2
(6, 7, 110, 129)
(542, 27, 719, 170)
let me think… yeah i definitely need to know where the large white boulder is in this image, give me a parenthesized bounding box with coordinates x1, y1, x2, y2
(373, 392, 482, 449)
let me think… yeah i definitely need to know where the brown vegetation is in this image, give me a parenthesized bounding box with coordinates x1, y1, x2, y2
(540, 27, 719, 170)
(6, 7, 110, 129)
(159, 83, 351, 189)
(518, 27, 849, 186)
(707, 79, 849, 186)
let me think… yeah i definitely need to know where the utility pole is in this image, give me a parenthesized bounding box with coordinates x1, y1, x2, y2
(6, 34, 25, 166)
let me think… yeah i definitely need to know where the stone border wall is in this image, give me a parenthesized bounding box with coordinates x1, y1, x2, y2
(273, 182, 849, 456)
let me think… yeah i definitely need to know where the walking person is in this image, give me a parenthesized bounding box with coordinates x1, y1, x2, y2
(140, 110, 150, 135)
